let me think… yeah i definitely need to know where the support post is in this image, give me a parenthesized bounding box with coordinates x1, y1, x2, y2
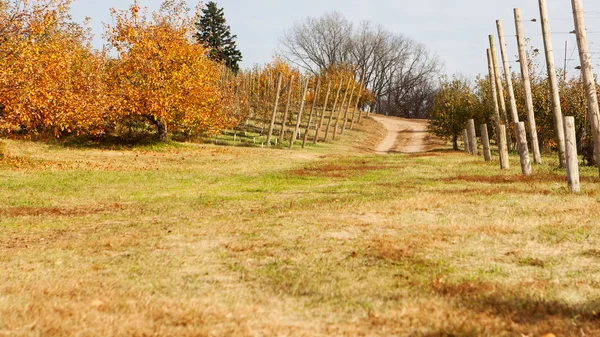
(314, 80, 332, 144)
(324, 78, 343, 141)
(489, 35, 512, 150)
(499, 125, 510, 170)
(279, 75, 295, 144)
(481, 124, 492, 162)
(333, 78, 352, 140)
(564, 116, 581, 192)
(497, 21, 521, 140)
(467, 119, 478, 155)
(571, 0, 600, 170)
(302, 78, 321, 148)
(266, 73, 283, 147)
(517, 122, 532, 176)
(538, 0, 566, 167)
(352, 73, 365, 128)
(341, 79, 357, 133)
(463, 129, 470, 154)
(515, 8, 542, 164)
(290, 78, 309, 149)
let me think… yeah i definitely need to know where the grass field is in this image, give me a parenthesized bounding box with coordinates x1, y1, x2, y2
(1, 118, 600, 337)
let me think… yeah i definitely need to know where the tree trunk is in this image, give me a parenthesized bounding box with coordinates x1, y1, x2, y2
(148, 116, 168, 142)
(453, 134, 458, 151)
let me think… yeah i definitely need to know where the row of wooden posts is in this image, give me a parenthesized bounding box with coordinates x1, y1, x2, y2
(463, 116, 580, 192)
(256, 72, 367, 149)
(469, 0, 599, 193)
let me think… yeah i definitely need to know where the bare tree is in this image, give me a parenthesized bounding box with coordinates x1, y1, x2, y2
(278, 12, 444, 118)
(278, 11, 353, 73)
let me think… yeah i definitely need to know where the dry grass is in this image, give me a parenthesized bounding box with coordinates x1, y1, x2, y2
(1, 118, 600, 336)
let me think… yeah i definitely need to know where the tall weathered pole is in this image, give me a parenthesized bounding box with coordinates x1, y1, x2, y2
(571, 0, 600, 170)
(324, 78, 343, 141)
(538, 0, 566, 168)
(517, 122, 533, 176)
(279, 75, 295, 144)
(314, 80, 332, 144)
(514, 8, 542, 164)
(489, 35, 512, 150)
(497, 20, 520, 130)
(488, 49, 508, 168)
(333, 78, 352, 140)
(352, 73, 365, 128)
(341, 79, 357, 133)
(302, 78, 321, 148)
(266, 73, 283, 147)
(290, 78, 309, 149)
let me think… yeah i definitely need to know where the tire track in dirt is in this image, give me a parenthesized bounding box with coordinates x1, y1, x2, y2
(370, 115, 441, 154)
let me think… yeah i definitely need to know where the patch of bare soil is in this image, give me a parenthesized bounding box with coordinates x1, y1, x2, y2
(370, 115, 443, 154)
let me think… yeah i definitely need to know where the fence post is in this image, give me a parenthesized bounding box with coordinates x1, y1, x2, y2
(563, 116, 581, 192)
(517, 122, 532, 176)
(499, 125, 510, 170)
(467, 119, 478, 155)
(266, 73, 283, 147)
(481, 124, 492, 162)
(290, 78, 309, 149)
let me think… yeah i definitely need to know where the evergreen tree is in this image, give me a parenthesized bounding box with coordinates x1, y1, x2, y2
(195, 1, 242, 73)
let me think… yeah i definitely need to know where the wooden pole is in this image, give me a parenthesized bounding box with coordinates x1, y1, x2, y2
(514, 8, 542, 164)
(352, 73, 365, 128)
(463, 129, 470, 154)
(481, 124, 492, 162)
(571, 0, 600, 170)
(302, 78, 321, 148)
(290, 78, 310, 149)
(497, 21, 521, 130)
(563, 116, 581, 192)
(279, 75, 295, 143)
(314, 80, 332, 144)
(467, 119, 478, 155)
(499, 125, 510, 170)
(487, 48, 508, 167)
(266, 73, 283, 147)
(333, 78, 352, 140)
(538, 0, 566, 168)
(341, 79, 357, 133)
(324, 78, 343, 141)
(489, 35, 512, 150)
(516, 122, 532, 176)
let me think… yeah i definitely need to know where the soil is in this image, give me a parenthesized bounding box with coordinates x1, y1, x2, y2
(370, 114, 442, 154)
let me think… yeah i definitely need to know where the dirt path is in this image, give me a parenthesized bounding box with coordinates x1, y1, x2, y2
(371, 115, 440, 154)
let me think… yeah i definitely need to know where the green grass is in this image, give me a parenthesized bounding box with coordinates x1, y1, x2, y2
(1, 118, 600, 336)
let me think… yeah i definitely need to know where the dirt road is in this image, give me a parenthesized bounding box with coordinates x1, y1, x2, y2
(371, 114, 441, 154)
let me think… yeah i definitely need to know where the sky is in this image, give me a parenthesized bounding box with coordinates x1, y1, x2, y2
(70, 0, 600, 79)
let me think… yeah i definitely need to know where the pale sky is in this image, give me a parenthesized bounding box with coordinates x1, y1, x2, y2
(70, 0, 600, 78)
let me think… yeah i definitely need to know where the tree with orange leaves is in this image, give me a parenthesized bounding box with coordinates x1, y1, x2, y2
(0, 0, 109, 137)
(105, 0, 235, 141)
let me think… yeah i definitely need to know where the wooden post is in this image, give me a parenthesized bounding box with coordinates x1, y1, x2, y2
(463, 129, 470, 154)
(538, 0, 566, 168)
(563, 116, 581, 192)
(481, 124, 492, 162)
(302, 78, 321, 148)
(499, 125, 510, 170)
(314, 80, 332, 144)
(352, 73, 365, 129)
(266, 73, 283, 147)
(467, 119, 478, 155)
(515, 8, 542, 165)
(497, 21, 521, 133)
(487, 48, 508, 167)
(279, 75, 295, 144)
(489, 35, 511, 146)
(571, 0, 600, 170)
(324, 78, 343, 141)
(516, 122, 532, 176)
(341, 79, 357, 133)
(290, 78, 310, 149)
(333, 78, 352, 140)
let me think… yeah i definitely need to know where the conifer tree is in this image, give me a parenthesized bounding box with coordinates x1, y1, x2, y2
(195, 1, 242, 73)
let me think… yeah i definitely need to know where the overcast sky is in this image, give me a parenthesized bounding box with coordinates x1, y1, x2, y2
(70, 0, 600, 78)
